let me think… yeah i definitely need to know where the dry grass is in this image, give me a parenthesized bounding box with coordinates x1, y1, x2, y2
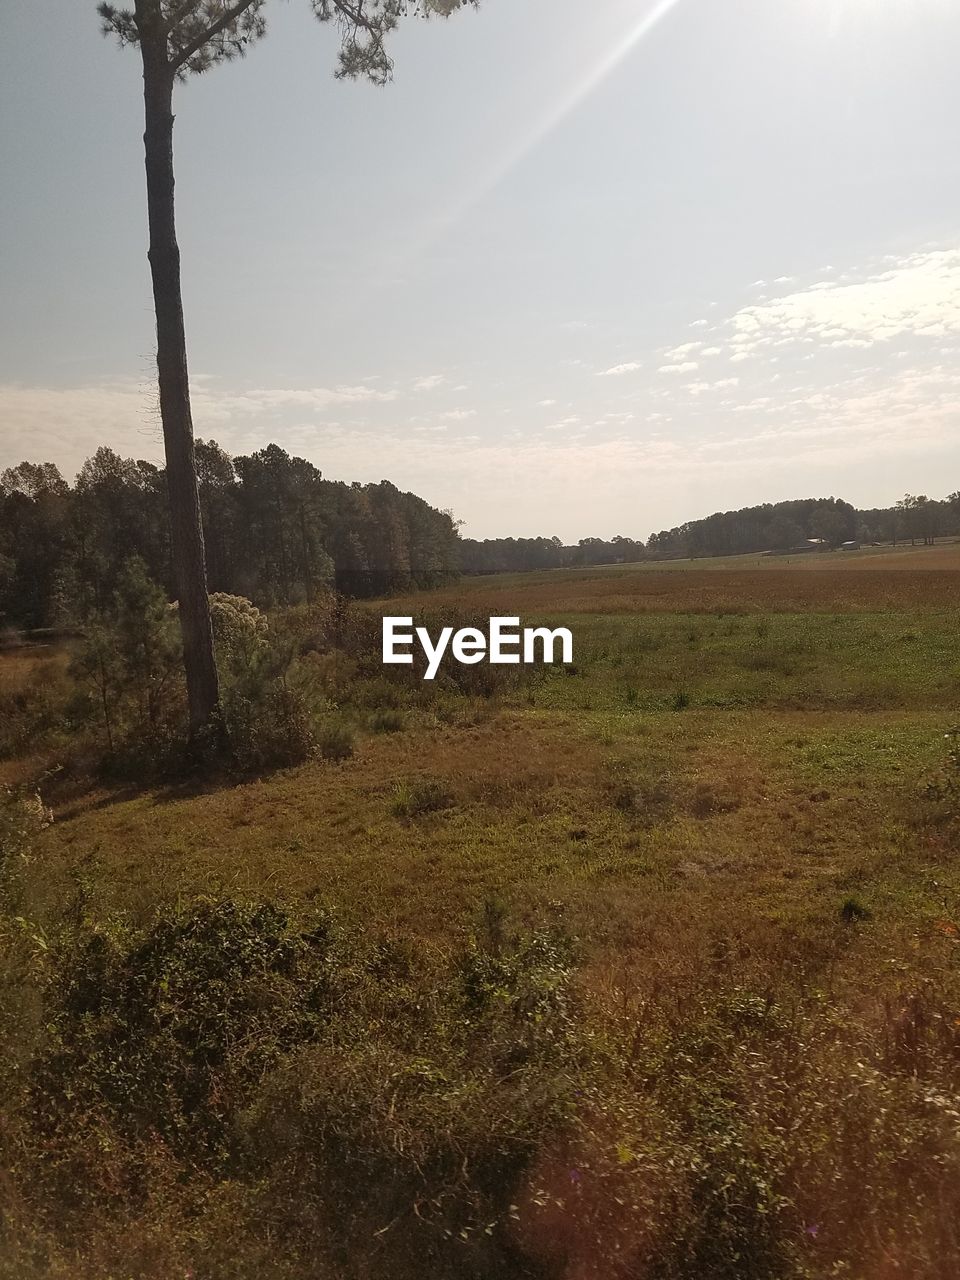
(35, 705, 949, 988)
(5, 561, 960, 1278)
(386, 565, 960, 615)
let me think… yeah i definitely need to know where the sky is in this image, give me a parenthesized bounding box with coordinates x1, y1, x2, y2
(2, 0, 960, 541)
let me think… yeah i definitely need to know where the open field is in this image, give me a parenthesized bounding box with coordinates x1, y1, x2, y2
(23, 571, 960, 986)
(3, 560, 960, 1278)
(385, 541, 960, 617)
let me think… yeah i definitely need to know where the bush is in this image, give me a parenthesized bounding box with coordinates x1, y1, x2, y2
(9, 896, 960, 1279)
(209, 593, 269, 679)
(226, 682, 317, 771)
(17, 900, 583, 1277)
(28, 900, 336, 1198)
(317, 717, 355, 762)
(236, 913, 582, 1280)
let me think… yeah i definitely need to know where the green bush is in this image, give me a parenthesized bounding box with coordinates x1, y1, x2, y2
(17, 899, 582, 1276)
(27, 900, 336, 1206)
(8, 896, 960, 1279)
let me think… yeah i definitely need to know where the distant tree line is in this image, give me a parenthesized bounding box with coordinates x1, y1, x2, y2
(457, 535, 646, 574)
(645, 494, 960, 560)
(0, 441, 460, 629)
(460, 493, 960, 574)
(646, 497, 860, 560)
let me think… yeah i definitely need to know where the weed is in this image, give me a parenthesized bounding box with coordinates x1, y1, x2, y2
(392, 777, 452, 818)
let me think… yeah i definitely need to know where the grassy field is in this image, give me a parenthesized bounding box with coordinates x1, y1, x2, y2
(16, 548, 959, 937)
(3, 549, 960, 1278)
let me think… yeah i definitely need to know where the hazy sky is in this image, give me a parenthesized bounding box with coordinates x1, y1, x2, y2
(3, 0, 960, 540)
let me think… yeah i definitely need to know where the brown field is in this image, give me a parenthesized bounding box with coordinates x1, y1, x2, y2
(4, 553, 960, 1279)
(390, 564, 960, 615)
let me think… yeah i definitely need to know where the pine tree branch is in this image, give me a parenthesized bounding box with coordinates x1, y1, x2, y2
(163, 0, 202, 34)
(170, 0, 263, 69)
(329, 0, 385, 37)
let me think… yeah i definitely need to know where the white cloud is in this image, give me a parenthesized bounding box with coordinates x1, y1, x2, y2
(597, 361, 642, 377)
(439, 408, 477, 421)
(413, 373, 446, 391)
(538, 398, 558, 406)
(663, 341, 701, 360)
(0, 377, 400, 477)
(213, 385, 398, 413)
(686, 377, 740, 396)
(727, 249, 960, 356)
(658, 361, 699, 374)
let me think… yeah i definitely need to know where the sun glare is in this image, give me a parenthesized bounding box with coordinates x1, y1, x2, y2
(425, 0, 686, 246)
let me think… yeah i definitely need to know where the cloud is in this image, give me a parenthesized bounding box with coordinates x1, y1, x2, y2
(413, 373, 446, 391)
(658, 361, 699, 374)
(0, 377, 401, 478)
(686, 377, 740, 396)
(211, 385, 398, 414)
(727, 249, 960, 358)
(538, 398, 558, 406)
(439, 408, 477, 421)
(597, 361, 642, 377)
(663, 341, 701, 360)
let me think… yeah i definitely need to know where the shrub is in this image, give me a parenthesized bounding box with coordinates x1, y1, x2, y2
(226, 683, 317, 771)
(209, 592, 268, 680)
(18, 900, 583, 1277)
(317, 717, 355, 762)
(28, 900, 336, 1200)
(237, 913, 582, 1280)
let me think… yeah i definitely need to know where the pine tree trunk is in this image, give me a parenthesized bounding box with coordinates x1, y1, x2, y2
(139, 37, 220, 733)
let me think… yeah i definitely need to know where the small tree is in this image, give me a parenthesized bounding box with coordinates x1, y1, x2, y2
(97, 0, 476, 735)
(71, 557, 182, 751)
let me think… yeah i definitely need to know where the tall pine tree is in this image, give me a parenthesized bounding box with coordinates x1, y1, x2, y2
(97, 0, 476, 732)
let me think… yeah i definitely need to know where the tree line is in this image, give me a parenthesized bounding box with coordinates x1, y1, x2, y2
(0, 442, 460, 630)
(5, 459, 960, 631)
(460, 493, 960, 574)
